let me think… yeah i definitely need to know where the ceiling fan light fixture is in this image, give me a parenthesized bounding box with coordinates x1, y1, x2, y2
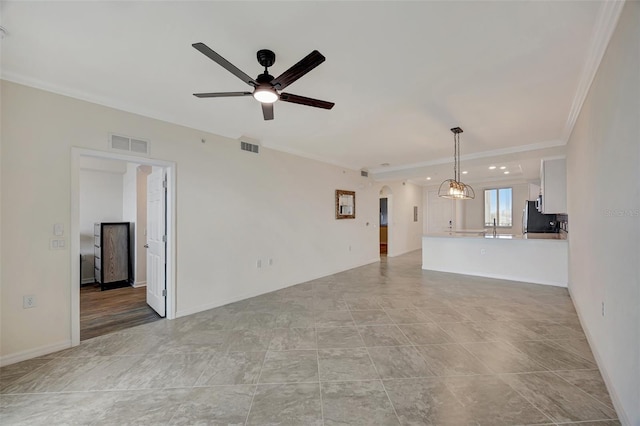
(438, 127, 475, 200)
(253, 87, 278, 104)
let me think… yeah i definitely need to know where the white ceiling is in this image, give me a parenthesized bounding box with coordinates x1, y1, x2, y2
(0, 1, 614, 183)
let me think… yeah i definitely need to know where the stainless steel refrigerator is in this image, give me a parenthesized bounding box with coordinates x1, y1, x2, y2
(523, 201, 557, 233)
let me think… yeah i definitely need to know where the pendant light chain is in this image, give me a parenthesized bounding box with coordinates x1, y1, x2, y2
(453, 133, 460, 182)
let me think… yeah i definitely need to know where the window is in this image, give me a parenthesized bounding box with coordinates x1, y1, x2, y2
(484, 188, 512, 227)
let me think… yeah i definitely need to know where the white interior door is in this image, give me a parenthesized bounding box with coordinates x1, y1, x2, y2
(146, 166, 166, 317)
(427, 190, 454, 233)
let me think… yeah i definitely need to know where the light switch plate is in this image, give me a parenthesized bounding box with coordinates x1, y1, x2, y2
(50, 238, 66, 250)
(54, 223, 64, 236)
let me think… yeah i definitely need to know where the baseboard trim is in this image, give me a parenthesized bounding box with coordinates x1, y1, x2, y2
(421, 264, 567, 288)
(176, 257, 381, 318)
(132, 281, 147, 288)
(81, 277, 95, 285)
(0, 340, 72, 367)
(388, 247, 421, 258)
(568, 285, 630, 426)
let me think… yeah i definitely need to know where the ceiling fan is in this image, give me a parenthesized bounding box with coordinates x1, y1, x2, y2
(192, 42, 335, 120)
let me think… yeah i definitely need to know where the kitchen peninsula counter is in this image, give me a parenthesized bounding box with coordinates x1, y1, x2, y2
(422, 232, 568, 287)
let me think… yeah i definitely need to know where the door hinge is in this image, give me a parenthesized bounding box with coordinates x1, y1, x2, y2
(162, 289, 167, 297)
(162, 235, 167, 243)
(162, 179, 167, 189)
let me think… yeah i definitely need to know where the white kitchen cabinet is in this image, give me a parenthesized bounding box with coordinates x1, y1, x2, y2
(540, 158, 567, 214)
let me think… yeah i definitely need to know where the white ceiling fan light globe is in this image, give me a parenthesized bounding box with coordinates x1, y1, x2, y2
(253, 88, 278, 103)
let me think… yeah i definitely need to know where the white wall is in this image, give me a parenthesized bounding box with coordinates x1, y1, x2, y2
(0, 81, 380, 361)
(566, 2, 639, 424)
(423, 236, 568, 287)
(378, 181, 423, 257)
(136, 166, 151, 285)
(122, 163, 137, 282)
(79, 166, 125, 283)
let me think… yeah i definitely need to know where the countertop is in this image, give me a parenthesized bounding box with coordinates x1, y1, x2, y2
(424, 231, 567, 241)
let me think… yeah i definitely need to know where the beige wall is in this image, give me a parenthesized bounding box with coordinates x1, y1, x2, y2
(0, 81, 396, 362)
(566, 2, 639, 424)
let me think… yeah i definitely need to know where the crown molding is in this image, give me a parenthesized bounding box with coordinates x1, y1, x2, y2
(561, 0, 625, 142)
(369, 139, 565, 175)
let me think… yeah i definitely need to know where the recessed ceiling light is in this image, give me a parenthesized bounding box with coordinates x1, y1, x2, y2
(426, 177, 431, 180)
(500, 166, 506, 170)
(489, 166, 496, 170)
(504, 171, 510, 174)
(462, 171, 468, 175)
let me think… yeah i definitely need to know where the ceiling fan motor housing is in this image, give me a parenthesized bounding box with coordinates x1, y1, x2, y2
(256, 73, 274, 84)
(257, 49, 276, 68)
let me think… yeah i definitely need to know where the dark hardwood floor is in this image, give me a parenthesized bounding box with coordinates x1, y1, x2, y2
(80, 283, 162, 341)
(380, 243, 388, 255)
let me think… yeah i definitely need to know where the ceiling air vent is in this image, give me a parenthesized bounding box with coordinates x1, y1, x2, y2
(360, 169, 369, 177)
(240, 141, 259, 154)
(109, 133, 150, 156)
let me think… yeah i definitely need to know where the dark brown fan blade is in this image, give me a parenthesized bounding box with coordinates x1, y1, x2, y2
(279, 93, 334, 109)
(192, 43, 257, 87)
(262, 103, 274, 120)
(193, 92, 252, 98)
(270, 50, 325, 90)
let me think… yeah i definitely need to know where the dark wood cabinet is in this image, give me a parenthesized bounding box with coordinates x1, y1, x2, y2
(94, 222, 131, 290)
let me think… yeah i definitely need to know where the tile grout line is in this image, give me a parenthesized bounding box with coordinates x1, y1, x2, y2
(496, 374, 562, 425)
(314, 314, 325, 426)
(242, 350, 269, 425)
(548, 369, 618, 413)
(347, 307, 403, 425)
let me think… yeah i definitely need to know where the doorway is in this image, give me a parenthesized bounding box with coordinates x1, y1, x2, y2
(379, 198, 388, 255)
(379, 186, 393, 256)
(71, 148, 176, 346)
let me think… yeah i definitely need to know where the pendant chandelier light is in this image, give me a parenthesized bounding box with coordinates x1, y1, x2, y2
(438, 127, 475, 200)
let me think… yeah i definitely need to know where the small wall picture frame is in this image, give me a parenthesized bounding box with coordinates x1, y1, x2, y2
(336, 190, 356, 219)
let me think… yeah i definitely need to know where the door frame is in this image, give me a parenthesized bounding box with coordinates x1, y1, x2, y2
(70, 147, 176, 346)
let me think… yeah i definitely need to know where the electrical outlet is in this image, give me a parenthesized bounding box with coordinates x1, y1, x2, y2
(480, 248, 486, 255)
(23, 295, 36, 309)
(256, 259, 262, 268)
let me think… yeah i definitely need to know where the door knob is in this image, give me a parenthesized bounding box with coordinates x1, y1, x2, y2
(144, 244, 149, 248)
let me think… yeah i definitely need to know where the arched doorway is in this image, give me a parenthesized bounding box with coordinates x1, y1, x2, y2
(379, 186, 392, 256)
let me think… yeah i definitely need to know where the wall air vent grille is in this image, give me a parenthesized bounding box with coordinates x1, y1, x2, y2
(240, 141, 259, 154)
(109, 133, 150, 156)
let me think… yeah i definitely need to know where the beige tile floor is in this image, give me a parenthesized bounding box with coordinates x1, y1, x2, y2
(0, 251, 619, 425)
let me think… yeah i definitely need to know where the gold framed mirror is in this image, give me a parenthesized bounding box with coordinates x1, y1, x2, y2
(336, 190, 356, 219)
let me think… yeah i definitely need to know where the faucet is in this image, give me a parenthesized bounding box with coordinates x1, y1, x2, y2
(493, 218, 497, 236)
